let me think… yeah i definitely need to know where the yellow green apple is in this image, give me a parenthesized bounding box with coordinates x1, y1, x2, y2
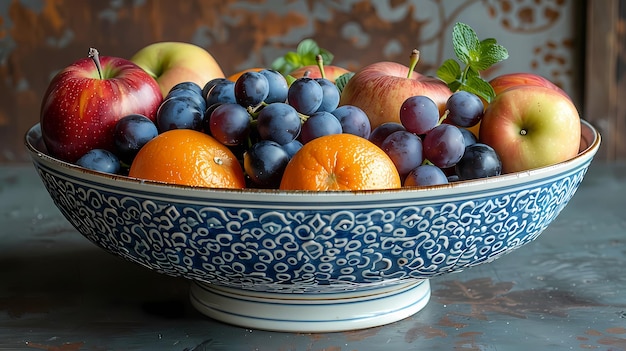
(130, 42, 225, 97)
(479, 85, 581, 173)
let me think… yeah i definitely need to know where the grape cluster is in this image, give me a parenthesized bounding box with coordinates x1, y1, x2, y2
(203, 70, 371, 188)
(77, 69, 372, 189)
(74, 69, 502, 190)
(373, 91, 502, 187)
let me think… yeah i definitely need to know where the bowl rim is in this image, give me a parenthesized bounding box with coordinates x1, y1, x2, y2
(24, 119, 601, 198)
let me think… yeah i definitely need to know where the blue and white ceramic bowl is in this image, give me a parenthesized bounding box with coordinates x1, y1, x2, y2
(25, 120, 600, 332)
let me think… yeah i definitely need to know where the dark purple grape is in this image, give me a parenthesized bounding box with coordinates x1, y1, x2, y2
(288, 77, 323, 115)
(369, 122, 406, 148)
(113, 114, 158, 164)
(315, 78, 340, 112)
(76, 149, 121, 174)
(404, 164, 449, 187)
(455, 143, 502, 180)
(300, 111, 342, 144)
(458, 127, 478, 148)
(447, 174, 460, 182)
(156, 96, 204, 132)
(235, 71, 270, 107)
(170, 81, 203, 97)
(203, 78, 229, 99)
(209, 103, 251, 146)
(259, 69, 289, 103)
(380, 130, 424, 178)
(331, 105, 371, 139)
(206, 79, 236, 106)
(256, 102, 301, 145)
(166, 85, 206, 112)
(282, 139, 303, 159)
(244, 140, 290, 188)
(422, 124, 465, 168)
(399, 95, 440, 135)
(445, 91, 484, 127)
(201, 103, 224, 135)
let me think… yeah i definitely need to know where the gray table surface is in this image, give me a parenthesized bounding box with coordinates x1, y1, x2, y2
(1, 162, 625, 351)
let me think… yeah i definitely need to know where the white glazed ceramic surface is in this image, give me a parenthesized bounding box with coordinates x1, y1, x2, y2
(25, 120, 601, 332)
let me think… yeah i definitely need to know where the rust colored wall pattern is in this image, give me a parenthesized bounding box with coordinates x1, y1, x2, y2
(0, 0, 581, 163)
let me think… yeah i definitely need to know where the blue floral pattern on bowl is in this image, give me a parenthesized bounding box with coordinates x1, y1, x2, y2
(35, 161, 586, 293)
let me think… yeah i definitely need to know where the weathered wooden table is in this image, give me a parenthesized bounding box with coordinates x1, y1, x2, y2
(1, 162, 625, 351)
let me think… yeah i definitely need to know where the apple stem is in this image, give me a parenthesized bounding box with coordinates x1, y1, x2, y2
(316, 54, 326, 79)
(88, 47, 103, 80)
(407, 49, 420, 79)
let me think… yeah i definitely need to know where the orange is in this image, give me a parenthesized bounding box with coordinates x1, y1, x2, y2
(128, 129, 245, 189)
(279, 134, 401, 191)
(227, 68, 264, 82)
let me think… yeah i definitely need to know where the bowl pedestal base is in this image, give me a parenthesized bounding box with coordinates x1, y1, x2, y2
(189, 279, 431, 333)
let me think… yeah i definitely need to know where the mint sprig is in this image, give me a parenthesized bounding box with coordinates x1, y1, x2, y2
(437, 23, 509, 103)
(334, 72, 355, 94)
(271, 39, 334, 75)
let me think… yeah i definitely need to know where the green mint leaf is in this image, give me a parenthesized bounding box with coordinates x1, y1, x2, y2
(285, 75, 297, 86)
(436, 59, 461, 84)
(296, 39, 320, 57)
(459, 68, 495, 102)
(334, 72, 355, 94)
(464, 76, 495, 103)
(284, 52, 302, 66)
(318, 49, 334, 65)
(270, 39, 335, 74)
(447, 80, 463, 93)
(473, 38, 509, 71)
(439, 22, 508, 102)
(270, 57, 286, 72)
(452, 22, 480, 65)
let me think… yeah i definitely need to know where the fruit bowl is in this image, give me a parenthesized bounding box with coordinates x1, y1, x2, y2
(25, 120, 600, 332)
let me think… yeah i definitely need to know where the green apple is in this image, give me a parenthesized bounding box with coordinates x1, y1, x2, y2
(130, 42, 225, 97)
(479, 85, 581, 173)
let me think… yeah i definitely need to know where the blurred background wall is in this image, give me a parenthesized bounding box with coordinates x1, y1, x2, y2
(0, 0, 600, 164)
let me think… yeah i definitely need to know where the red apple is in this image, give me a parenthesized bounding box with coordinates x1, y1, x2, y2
(339, 56, 452, 130)
(489, 72, 569, 99)
(288, 64, 351, 83)
(479, 85, 581, 174)
(41, 48, 163, 163)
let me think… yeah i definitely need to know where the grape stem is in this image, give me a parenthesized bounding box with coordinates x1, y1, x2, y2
(438, 110, 449, 125)
(316, 54, 326, 79)
(88, 47, 103, 80)
(298, 112, 309, 123)
(247, 102, 267, 118)
(407, 49, 420, 79)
